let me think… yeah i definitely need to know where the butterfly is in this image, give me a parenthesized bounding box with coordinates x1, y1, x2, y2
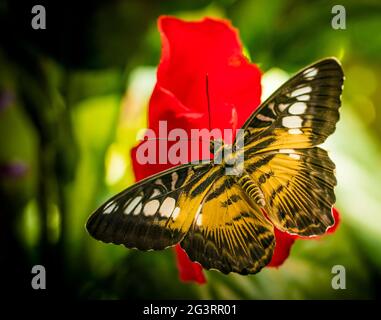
(86, 58, 344, 275)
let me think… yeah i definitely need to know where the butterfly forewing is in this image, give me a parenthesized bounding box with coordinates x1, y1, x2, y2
(86, 163, 213, 250)
(239, 58, 344, 148)
(238, 58, 343, 236)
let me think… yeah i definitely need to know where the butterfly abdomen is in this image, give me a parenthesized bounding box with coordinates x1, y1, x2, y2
(236, 174, 266, 207)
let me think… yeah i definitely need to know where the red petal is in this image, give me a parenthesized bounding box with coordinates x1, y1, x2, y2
(132, 16, 262, 181)
(230, 106, 238, 135)
(174, 245, 206, 284)
(131, 85, 212, 181)
(130, 141, 168, 182)
(327, 207, 340, 234)
(267, 228, 297, 267)
(156, 16, 261, 131)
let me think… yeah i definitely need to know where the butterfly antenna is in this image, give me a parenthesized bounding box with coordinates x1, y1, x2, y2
(206, 73, 212, 132)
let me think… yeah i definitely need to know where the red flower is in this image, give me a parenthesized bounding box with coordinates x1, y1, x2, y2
(130, 16, 339, 283)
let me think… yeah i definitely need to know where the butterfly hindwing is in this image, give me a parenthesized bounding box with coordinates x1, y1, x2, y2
(86, 163, 214, 250)
(181, 174, 275, 275)
(244, 147, 336, 235)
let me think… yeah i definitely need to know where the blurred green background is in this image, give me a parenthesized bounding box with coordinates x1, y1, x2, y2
(1, 0, 381, 299)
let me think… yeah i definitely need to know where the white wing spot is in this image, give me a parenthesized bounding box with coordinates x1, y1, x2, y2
(195, 205, 203, 226)
(304, 67, 318, 78)
(289, 102, 307, 115)
(290, 86, 312, 97)
(103, 202, 117, 214)
(288, 128, 303, 135)
(143, 200, 160, 217)
(282, 116, 303, 128)
(124, 196, 142, 215)
(289, 153, 301, 160)
(150, 188, 161, 198)
(297, 95, 311, 101)
(171, 172, 178, 190)
(133, 203, 143, 215)
(278, 104, 289, 112)
(279, 148, 296, 154)
(279, 149, 300, 160)
(155, 179, 165, 187)
(196, 214, 202, 227)
(268, 102, 276, 115)
(172, 207, 181, 220)
(159, 197, 176, 218)
(256, 114, 274, 122)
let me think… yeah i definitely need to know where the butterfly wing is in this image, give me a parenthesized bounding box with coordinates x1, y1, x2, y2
(244, 148, 336, 235)
(240, 58, 343, 145)
(238, 58, 344, 236)
(86, 162, 220, 250)
(181, 174, 275, 274)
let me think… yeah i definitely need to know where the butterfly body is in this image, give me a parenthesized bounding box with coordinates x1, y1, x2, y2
(86, 58, 344, 275)
(236, 174, 266, 207)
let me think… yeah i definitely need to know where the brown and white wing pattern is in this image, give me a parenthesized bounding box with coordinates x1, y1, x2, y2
(238, 58, 344, 236)
(244, 148, 336, 236)
(86, 163, 217, 250)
